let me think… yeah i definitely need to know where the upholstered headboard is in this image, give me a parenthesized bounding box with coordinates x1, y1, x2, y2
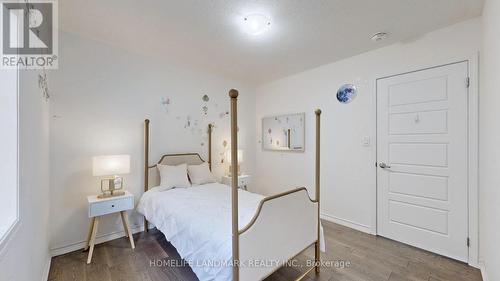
(146, 153, 205, 189)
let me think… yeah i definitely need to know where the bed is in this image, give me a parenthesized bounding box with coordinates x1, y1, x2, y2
(139, 89, 323, 281)
(137, 183, 264, 280)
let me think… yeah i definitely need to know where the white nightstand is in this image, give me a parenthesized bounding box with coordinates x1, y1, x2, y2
(221, 174, 251, 190)
(85, 191, 135, 264)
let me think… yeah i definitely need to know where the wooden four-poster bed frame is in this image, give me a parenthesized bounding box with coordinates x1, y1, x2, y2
(142, 89, 322, 281)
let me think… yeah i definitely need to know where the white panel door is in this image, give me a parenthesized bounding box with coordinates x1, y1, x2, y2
(377, 62, 468, 262)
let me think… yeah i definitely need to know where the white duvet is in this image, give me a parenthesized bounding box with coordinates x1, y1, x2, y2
(137, 183, 264, 281)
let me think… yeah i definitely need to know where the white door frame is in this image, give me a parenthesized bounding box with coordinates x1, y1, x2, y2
(374, 54, 479, 267)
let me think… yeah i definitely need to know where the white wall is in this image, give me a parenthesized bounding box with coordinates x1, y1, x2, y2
(49, 31, 256, 255)
(479, 1, 500, 280)
(254, 18, 481, 234)
(0, 71, 51, 281)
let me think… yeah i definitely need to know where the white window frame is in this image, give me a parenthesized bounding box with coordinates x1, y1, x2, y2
(0, 1, 20, 252)
(0, 65, 20, 254)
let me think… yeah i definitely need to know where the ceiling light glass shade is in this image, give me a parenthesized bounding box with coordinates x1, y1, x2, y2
(242, 14, 271, 36)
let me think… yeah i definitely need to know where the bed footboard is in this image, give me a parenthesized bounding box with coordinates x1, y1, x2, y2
(228, 90, 322, 281)
(239, 188, 318, 281)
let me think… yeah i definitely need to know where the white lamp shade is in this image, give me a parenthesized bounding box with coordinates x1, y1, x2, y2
(226, 149, 243, 164)
(92, 155, 130, 176)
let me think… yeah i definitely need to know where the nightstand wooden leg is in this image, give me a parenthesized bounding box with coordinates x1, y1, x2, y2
(84, 217, 95, 251)
(87, 217, 99, 264)
(121, 211, 135, 249)
(120, 212, 129, 238)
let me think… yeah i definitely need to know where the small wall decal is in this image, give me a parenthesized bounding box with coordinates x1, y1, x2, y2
(161, 97, 171, 113)
(202, 94, 210, 115)
(38, 72, 50, 101)
(184, 115, 192, 128)
(337, 84, 357, 104)
(220, 140, 229, 163)
(219, 110, 229, 119)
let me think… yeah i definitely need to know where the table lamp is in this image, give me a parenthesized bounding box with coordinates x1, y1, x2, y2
(226, 149, 243, 176)
(92, 155, 130, 198)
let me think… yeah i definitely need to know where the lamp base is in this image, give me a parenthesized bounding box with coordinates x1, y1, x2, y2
(97, 190, 125, 199)
(98, 176, 125, 199)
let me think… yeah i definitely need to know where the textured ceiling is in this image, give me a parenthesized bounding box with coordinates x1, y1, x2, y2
(59, 0, 484, 85)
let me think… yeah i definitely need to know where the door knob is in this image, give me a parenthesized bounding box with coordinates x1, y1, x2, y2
(379, 162, 391, 169)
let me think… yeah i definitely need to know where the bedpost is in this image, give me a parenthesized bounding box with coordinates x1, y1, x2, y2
(314, 109, 321, 273)
(208, 124, 213, 171)
(144, 119, 150, 232)
(229, 89, 240, 281)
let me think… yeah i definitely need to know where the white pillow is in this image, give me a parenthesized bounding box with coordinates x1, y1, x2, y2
(187, 162, 216, 185)
(157, 163, 191, 191)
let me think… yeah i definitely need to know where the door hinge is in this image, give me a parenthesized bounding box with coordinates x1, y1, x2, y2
(466, 77, 470, 88)
(467, 237, 470, 247)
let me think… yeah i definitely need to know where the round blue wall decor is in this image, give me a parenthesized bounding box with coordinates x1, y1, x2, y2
(336, 84, 357, 104)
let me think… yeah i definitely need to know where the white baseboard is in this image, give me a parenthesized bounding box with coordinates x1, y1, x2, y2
(320, 212, 374, 234)
(468, 259, 480, 269)
(42, 254, 51, 281)
(479, 261, 489, 281)
(50, 225, 144, 257)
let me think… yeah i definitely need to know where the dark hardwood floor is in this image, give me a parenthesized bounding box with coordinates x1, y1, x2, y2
(48, 220, 482, 281)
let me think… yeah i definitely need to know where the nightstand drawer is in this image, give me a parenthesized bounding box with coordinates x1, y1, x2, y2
(89, 196, 133, 217)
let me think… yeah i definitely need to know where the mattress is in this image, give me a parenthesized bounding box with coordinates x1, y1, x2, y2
(137, 183, 264, 281)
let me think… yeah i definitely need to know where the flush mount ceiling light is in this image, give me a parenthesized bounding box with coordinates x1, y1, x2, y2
(371, 32, 388, 42)
(242, 14, 271, 36)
